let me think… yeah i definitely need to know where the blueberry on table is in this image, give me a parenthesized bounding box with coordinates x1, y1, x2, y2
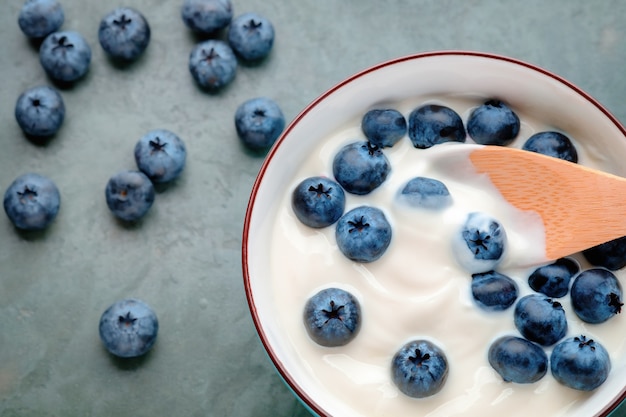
(234, 97, 285, 151)
(522, 131, 578, 163)
(303, 288, 361, 347)
(181, 0, 233, 34)
(391, 339, 448, 398)
(513, 294, 567, 346)
(550, 335, 611, 391)
(227, 12, 275, 61)
(105, 170, 155, 222)
(291, 176, 345, 228)
(18, 0, 64, 39)
(570, 268, 623, 324)
(14, 85, 65, 138)
(452, 212, 506, 274)
(3, 173, 60, 231)
(361, 108, 407, 148)
(39, 31, 92, 83)
(332, 141, 390, 195)
(398, 176, 452, 210)
(467, 99, 520, 146)
(583, 235, 626, 271)
(488, 336, 548, 384)
(335, 206, 392, 263)
(471, 270, 518, 311)
(527, 257, 579, 298)
(134, 129, 187, 183)
(188, 40, 237, 91)
(99, 298, 159, 358)
(408, 104, 466, 149)
(98, 7, 151, 61)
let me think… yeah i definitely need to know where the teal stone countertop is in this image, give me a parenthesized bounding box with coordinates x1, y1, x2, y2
(1, 1, 625, 416)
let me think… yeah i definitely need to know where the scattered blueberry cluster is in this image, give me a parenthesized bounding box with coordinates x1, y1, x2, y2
(293, 98, 626, 398)
(9, 0, 284, 357)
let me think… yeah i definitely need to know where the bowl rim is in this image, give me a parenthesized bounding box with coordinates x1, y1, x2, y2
(241, 50, 626, 417)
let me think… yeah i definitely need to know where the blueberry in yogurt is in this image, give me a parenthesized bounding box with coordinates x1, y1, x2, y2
(527, 257, 579, 298)
(467, 99, 520, 146)
(292, 176, 345, 228)
(452, 212, 506, 274)
(134, 129, 187, 183)
(98, 7, 151, 61)
(234, 97, 285, 151)
(39, 31, 92, 83)
(488, 336, 548, 384)
(514, 294, 567, 346)
(471, 270, 518, 311)
(14, 85, 65, 138)
(408, 104, 466, 149)
(361, 108, 407, 148)
(570, 268, 623, 324)
(522, 131, 578, 163)
(398, 177, 452, 210)
(335, 206, 392, 263)
(391, 339, 448, 398)
(3, 173, 60, 231)
(583, 236, 626, 271)
(105, 170, 155, 222)
(303, 287, 361, 347)
(332, 141, 390, 195)
(181, 0, 233, 35)
(188, 40, 237, 91)
(227, 12, 275, 61)
(18, 0, 64, 39)
(550, 335, 611, 391)
(99, 298, 159, 358)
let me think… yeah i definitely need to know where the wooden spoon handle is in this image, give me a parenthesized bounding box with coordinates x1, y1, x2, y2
(469, 146, 626, 260)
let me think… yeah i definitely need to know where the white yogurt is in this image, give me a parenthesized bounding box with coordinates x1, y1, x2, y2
(267, 96, 626, 417)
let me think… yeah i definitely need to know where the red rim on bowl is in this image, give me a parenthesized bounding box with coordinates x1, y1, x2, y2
(242, 50, 626, 417)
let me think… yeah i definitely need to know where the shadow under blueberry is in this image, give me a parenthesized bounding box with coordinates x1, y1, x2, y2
(106, 346, 156, 371)
(23, 132, 58, 147)
(13, 224, 53, 241)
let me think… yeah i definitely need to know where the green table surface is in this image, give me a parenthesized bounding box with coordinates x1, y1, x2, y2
(1, 1, 625, 416)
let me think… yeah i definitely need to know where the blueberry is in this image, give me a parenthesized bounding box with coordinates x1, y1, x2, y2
(488, 336, 548, 384)
(452, 212, 507, 273)
(188, 40, 237, 91)
(391, 339, 448, 398)
(18, 0, 64, 39)
(467, 99, 520, 146)
(528, 257, 579, 298)
(550, 335, 611, 391)
(570, 268, 623, 324)
(98, 7, 151, 61)
(335, 206, 392, 263)
(583, 236, 626, 271)
(407, 104, 466, 149)
(513, 294, 567, 346)
(99, 298, 159, 358)
(39, 31, 92, 83)
(234, 97, 285, 151)
(291, 176, 345, 228)
(522, 131, 578, 163)
(332, 141, 391, 195)
(134, 129, 187, 183)
(14, 85, 65, 138)
(471, 270, 518, 311)
(398, 176, 452, 210)
(181, 0, 232, 34)
(361, 108, 407, 148)
(227, 12, 275, 61)
(303, 288, 361, 347)
(3, 173, 60, 231)
(105, 170, 155, 222)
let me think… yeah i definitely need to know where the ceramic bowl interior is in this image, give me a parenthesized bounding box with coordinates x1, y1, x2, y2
(243, 51, 626, 417)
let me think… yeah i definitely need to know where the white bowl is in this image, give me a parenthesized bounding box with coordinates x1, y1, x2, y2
(242, 51, 626, 417)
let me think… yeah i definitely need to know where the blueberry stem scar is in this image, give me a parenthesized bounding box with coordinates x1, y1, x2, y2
(348, 216, 369, 233)
(113, 14, 132, 29)
(119, 311, 137, 326)
(202, 48, 219, 61)
(575, 335, 595, 351)
(609, 293, 623, 313)
(149, 137, 167, 153)
(409, 349, 431, 367)
(322, 300, 344, 323)
(52, 35, 74, 51)
(17, 186, 38, 200)
(308, 183, 332, 198)
(244, 19, 262, 31)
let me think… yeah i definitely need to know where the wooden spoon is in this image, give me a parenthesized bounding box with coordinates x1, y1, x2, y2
(466, 145, 625, 261)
